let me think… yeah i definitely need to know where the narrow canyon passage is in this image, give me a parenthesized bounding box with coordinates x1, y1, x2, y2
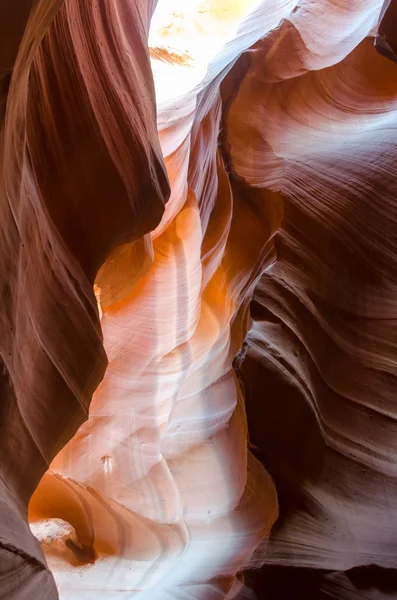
(0, 1, 397, 599)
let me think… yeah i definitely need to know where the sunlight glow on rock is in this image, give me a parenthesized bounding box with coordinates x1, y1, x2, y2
(149, 0, 263, 102)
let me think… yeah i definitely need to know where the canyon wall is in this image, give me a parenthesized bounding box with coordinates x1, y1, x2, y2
(0, 1, 396, 598)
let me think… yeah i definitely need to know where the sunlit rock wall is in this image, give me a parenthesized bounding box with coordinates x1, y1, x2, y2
(0, 1, 396, 599)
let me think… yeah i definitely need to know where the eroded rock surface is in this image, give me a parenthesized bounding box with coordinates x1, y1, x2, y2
(0, 1, 396, 599)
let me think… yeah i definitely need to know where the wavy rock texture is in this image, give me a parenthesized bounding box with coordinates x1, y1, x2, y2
(0, 0, 396, 599)
(224, 1, 397, 597)
(0, 0, 168, 598)
(28, 2, 283, 597)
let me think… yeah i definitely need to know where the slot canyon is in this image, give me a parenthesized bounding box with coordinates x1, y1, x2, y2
(1, 1, 397, 598)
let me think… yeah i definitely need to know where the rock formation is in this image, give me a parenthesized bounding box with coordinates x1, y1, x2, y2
(0, 1, 396, 599)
